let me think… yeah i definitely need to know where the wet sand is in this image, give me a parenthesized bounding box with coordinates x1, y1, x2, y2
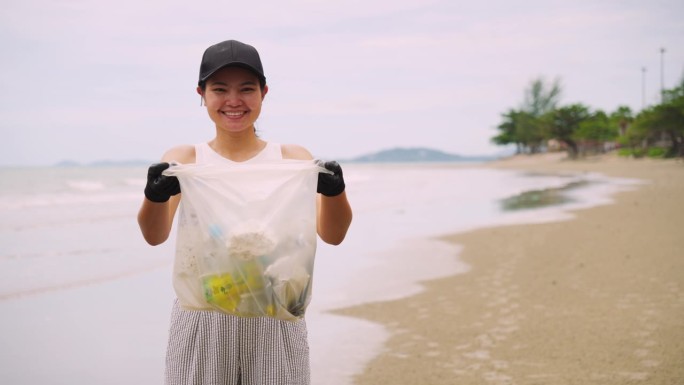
(335, 154, 684, 384)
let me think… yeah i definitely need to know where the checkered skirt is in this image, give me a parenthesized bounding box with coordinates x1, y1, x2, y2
(164, 299, 310, 385)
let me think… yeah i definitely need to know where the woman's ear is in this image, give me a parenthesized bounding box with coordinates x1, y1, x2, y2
(262, 85, 269, 100)
(197, 86, 205, 106)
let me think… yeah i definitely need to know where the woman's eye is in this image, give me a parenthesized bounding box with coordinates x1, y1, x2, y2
(241, 87, 255, 93)
(212, 88, 226, 93)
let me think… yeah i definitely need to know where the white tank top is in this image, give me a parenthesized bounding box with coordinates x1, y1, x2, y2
(173, 141, 283, 310)
(194, 141, 283, 164)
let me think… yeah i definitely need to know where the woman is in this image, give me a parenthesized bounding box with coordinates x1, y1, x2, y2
(138, 39, 352, 385)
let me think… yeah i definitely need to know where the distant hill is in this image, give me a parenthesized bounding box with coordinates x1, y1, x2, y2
(52, 147, 499, 167)
(346, 147, 495, 163)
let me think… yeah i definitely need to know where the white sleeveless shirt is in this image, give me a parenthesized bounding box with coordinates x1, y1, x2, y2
(172, 141, 283, 310)
(194, 141, 283, 164)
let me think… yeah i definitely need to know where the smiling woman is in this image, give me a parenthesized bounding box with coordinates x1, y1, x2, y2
(196, 40, 269, 140)
(135, 39, 353, 385)
(199, 68, 267, 138)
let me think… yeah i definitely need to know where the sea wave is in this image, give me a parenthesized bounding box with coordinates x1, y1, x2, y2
(66, 180, 107, 192)
(0, 191, 142, 210)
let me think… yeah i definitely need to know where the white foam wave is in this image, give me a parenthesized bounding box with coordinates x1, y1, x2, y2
(0, 192, 141, 210)
(124, 178, 146, 187)
(66, 180, 106, 192)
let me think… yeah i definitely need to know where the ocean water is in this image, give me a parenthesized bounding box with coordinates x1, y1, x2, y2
(0, 163, 642, 384)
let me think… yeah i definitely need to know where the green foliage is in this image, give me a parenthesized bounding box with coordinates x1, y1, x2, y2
(629, 82, 684, 157)
(543, 104, 592, 156)
(575, 110, 619, 142)
(523, 77, 562, 117)
(515, 111, 546, 151)
(492, 74, 684, 158)
(617, 148, 646, 158)
(492, 109, 519, 146)
(617, 148, 633, 157)
(493, 108, 545, 153)
(609, 105, 634, 136)
(647, 147, 668, 158)
(492, 78, 563, 153)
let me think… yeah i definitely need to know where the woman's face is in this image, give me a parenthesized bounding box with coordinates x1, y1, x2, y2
(198, 66, 268, 134)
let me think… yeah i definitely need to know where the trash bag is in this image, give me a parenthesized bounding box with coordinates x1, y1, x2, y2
(163, 160, 328, 321)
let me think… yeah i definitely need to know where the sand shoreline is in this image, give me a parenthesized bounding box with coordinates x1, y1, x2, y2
(335, 154, 684, 384)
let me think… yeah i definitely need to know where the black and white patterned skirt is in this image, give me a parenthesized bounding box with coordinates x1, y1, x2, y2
(164, 299, 310, 385)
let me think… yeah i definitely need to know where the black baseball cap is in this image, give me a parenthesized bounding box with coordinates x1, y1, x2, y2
(198, 40, 266, 87)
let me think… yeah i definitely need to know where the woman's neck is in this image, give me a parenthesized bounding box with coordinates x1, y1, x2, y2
(209, 131, 266, 162)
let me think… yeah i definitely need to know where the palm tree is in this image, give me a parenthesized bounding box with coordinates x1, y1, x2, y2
(610, 106, 634, 137)
(522, 77, 562, 117)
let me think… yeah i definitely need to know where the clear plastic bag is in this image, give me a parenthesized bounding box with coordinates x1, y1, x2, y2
(163, 160, 327, 321)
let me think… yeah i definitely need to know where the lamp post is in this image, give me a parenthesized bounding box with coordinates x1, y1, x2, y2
(660, 47, 666, 103)
(642, 66, 647, 109)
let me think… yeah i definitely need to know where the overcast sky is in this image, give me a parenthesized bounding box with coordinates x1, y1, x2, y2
(1, 0, 683, 166)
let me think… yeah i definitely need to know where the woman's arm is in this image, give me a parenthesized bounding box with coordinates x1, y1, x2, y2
(138, 194, 181, 246)
(316, 191, 352, 245)
(137, 145, 194, 245)
(281, 144, 353, 245)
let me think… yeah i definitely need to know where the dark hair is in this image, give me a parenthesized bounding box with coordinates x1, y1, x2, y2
(198, 70, 266, 93)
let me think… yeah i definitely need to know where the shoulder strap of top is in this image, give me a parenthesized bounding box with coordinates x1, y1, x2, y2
(259, 142, 283, 161)
(194, 142, 212, 164)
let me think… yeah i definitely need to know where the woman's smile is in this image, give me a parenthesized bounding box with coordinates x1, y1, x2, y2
(221, 110, 248, 119)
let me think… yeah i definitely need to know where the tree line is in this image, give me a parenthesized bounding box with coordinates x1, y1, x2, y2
(492, 76, 684, 158)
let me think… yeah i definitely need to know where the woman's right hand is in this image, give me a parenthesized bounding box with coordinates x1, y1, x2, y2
(144, 162, 181, 203)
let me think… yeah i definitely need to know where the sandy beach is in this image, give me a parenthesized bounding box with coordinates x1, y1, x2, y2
(336, 154, 684, 384)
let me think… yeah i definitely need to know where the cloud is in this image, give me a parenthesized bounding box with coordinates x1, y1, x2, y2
(1, 0, 683, 165)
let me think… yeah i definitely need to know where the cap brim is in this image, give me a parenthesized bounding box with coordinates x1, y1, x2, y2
(199, 62, 266, 85)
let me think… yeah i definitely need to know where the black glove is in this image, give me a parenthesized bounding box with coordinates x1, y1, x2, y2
(144, 162, 181, 203)
(316, 160, 345, 197)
